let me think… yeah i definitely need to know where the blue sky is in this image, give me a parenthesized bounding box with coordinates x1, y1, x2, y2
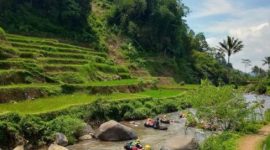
(182, 0, 270, 72)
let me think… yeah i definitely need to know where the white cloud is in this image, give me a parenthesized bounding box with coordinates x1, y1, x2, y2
(189, 0, 234, 18)
(230, 22, 270, 72)
(184, 0, 270, 72)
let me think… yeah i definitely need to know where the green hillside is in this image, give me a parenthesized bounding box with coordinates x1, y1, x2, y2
(0, 0, 261, 149)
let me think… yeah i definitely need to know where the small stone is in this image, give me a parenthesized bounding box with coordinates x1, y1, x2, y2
(79, 135, 93, 141)
(55, 133, 68, 146)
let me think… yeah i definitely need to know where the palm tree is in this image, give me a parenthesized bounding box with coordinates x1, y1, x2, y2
(252, 66, 266, 76)
(218, 36, 244, 64)
(252, 66, 260, 76)
(262, 56, 270, 70)
(242, 59, 251, 73)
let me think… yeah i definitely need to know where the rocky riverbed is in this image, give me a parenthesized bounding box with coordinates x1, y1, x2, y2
(67, 112, 211, 150)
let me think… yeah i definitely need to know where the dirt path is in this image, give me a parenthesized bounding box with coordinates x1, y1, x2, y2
(238, 124, 270, 150)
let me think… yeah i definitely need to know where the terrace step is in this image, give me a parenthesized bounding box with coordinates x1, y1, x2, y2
(39, 58, 89, 65)
(0, 78, 156, 103)
(43, 64, 82, 72)
(0, 69, 44, 85)
(95, 63, 129, 74)
(0, 84, 62, 103)
(7, 34, 93, 51)
(10, 41, 107, 57)
(0, 60, 36, 69)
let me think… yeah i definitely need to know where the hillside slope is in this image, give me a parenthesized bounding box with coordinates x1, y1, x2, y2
(0, 28, 160, 103)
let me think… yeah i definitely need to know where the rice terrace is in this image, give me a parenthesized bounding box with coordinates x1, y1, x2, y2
(0, 0, 270, 150)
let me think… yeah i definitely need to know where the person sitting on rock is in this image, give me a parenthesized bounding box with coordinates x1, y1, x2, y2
(154, 117, 160, 129)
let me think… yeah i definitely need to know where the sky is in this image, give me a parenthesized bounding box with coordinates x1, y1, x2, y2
(182, 0, 270, 72)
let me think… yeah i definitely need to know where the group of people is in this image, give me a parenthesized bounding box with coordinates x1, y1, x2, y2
(125, 112, 187, 150)
(124, 139, 151, 150)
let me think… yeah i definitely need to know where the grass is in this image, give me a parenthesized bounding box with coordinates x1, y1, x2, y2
(138, 89, 183, 98)
(10, 41, 104, 56)
(87, 79, 141, 86)
(7, 34, 94, 51)
(0, 88, 185, 115)
(0, 93, 147, 115)
(159, 84, 199, 90)
(262, 135, 270, 150)
(39, 58, 89, 64)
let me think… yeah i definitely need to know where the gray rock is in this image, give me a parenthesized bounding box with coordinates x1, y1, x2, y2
(161, 135, 198, 150)
(55, 133, 68, 146)
(48, 144, 68, 150)
(95, 120, 137, 141)
(79, 124, 95, 136)
(79, 135, 93, 141)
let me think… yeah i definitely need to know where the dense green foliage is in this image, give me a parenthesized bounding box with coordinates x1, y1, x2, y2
(264, 109, 270, 122)
(109, 0, 190, 56)
(263, 135, 270, 150)
(187, 80, 260, 133)
(200, 132, 240, 150)
(246, 80, 268, 95)
(0, 114, 84, 148)
(0, 0, 97, 43)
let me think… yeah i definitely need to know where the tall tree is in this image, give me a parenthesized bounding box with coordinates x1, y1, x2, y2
(242, 59, 251, 73)
(252, 66, 266, 76)
(252, 66, 260, 76)
(262, 56, 270, 70)
(218, 36, 244, 64)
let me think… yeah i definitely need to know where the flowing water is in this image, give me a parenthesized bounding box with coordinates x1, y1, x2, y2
(244, 94, 270, 120)
(67, 111, 210, 150)
(67, 94, 270, 150)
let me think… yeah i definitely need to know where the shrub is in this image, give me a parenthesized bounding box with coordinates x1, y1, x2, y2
(256, 83, 267, 95)
(57, 73, 85, 84)
(80, 62, 97, 81)
(19, 116, 46, 145)
(245, 84, 256, 93)
(200, 132, 240, 150)
(123, 107, 151, 120)
(265, 109, 270, 122)
(263, 135, 270, 150)
(237, 122, 261, 134)
(246, 82, 267, 95)
(0, 121, 20, 149)
(45, 116, 84, 144)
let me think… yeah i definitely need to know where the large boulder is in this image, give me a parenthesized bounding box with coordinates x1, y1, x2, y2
(48, 144, 68, 150)
(55, 133, 68, 146)
(161, 135, 198, 150)
(95, 120, 137, 141)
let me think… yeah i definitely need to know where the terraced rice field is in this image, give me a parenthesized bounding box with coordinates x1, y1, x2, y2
(0, 33, 191, 116)
(0, 89, 185, 115)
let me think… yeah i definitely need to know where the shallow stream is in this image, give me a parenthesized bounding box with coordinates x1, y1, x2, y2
(67, 94, 270, 150)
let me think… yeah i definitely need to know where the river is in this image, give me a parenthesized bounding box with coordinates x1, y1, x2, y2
(67, 94, 270, 150)
(67, 111, 210, 150)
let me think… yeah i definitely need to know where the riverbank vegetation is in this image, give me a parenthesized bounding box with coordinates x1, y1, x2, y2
(0, 87, 190, 149)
